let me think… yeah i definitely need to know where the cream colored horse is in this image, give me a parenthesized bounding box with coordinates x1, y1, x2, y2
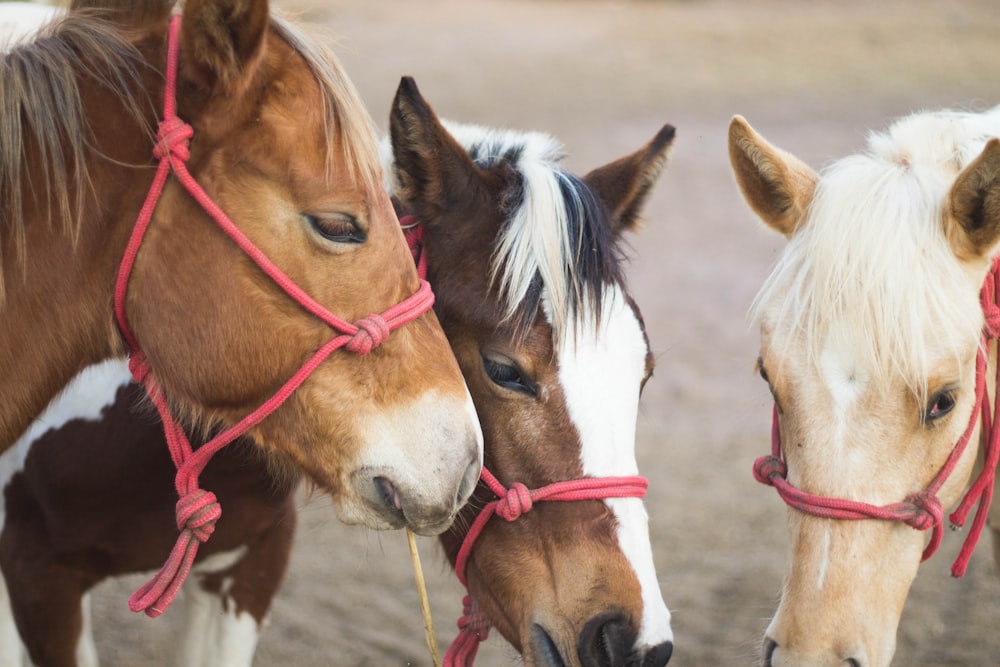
(731, 107, 1000, 667)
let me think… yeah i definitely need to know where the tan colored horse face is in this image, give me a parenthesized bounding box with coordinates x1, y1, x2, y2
(755, 309, 979, 666)
(129, 11, 482, 535)
(730, 113, 1000, 666)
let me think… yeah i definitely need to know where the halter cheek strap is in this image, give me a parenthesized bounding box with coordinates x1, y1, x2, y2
(753, 256, 1000, 577)
(115, 15, 434, 617)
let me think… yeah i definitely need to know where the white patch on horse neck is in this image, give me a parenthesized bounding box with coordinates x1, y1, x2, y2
(546, 289, 673, 648)
(0, 360, 125, 667)
(0, 3, 59, 51)
(1, 359, 132, 508)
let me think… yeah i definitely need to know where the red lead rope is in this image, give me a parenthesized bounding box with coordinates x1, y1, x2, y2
(754, 256, 1000, 577)
(115, 16, 434, 617)
(401, 214, 650, 667)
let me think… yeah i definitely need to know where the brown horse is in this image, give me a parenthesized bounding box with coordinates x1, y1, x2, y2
(389, 79, 675, 667)
(0, 0, 481, 553)
(1, 76, 675, 666)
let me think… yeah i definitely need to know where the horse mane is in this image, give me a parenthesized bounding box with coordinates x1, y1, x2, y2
(0, 5, 380, 308)
(750, 107, 1000, 397)
(269, 16, 380, 193)
(0, 9, 154, 303)
(444, 122, 624, 340)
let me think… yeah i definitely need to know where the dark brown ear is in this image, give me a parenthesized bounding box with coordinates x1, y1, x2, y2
(947, 138, 1000, 261)
(389, 76, 487, 222)
(69, 0, 172, 24)
(179, 0, 269, 94)
(582, 124, 675, 236)
(729, 115, 818, 237)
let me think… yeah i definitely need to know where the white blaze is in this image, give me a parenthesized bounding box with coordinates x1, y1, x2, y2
(547, 289, 673, 647)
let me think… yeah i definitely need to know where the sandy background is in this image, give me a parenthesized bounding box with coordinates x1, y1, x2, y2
(70, 0, 1000, 665)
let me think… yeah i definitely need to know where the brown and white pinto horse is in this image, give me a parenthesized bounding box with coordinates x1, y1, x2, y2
(0, 360, 295, 666)
(731, 107, 1000, 666)
(388, 79, 675, 667)
(0, 0, 481, 551)
(1, 76, 675, 666)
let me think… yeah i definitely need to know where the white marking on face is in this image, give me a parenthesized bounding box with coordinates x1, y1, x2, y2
(335, 388, 483, 530)
(547, 289, 673, 647)
(816, 526, 831, 590)
(819, 335, 865, 453)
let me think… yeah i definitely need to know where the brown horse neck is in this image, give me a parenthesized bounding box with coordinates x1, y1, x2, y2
(0, 64, 162, 451)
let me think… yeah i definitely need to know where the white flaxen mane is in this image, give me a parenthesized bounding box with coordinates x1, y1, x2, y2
(384, 121, 620, 339)
(752, 106, 1000, 397)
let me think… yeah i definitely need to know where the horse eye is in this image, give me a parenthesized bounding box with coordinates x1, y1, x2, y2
(305, 213, 366, 244)
(483, 357, 536, 396)
(757, 357, 770, 385)
(925, 390, 956, 423)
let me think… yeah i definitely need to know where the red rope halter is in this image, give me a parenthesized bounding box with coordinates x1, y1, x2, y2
(753, 257, 1000, 577)
(444, 469, 649, 666)
(401, 213, 650, 667)
(115, 16, 434, 617)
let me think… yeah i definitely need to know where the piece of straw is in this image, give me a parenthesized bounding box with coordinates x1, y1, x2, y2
(407, 528, 442, 667)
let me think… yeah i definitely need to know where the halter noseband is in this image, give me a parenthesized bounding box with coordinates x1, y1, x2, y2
(753, 257, 1000, 577)
(401, 215, 652, 666)
(115, 15, 434, 617)
(444, 469, 649, 667)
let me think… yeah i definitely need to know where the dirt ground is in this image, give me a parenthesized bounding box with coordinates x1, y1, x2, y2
(81, 1, 1000, 665)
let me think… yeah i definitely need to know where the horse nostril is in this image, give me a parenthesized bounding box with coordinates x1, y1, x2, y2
(845, 659, 862, 667)
(763, 638, 778, 667)
(578, 613, 634, 667)
(373, 476, 402, 512)
(531, 623, 569, 667)
(642, 640, 673, 666)
(456, 456, 480, 508)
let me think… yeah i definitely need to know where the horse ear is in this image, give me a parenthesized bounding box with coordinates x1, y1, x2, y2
(729, 115, 817, 237)
(947, 138, 1000, 261)
(582, 124, 675, 236)
(389, 76, 483, 222)
(179, 0, 269, 94)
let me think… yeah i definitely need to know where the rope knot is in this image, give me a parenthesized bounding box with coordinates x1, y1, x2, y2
(752, 454, 787, 486)
(346, 314, 390, 355)
(983, 301, 1000, 339)
(903, 491, 943, 531)
(496, 482, 533, 521)
(154, 116, 193, 162)
(175, 489, 221, 542)
(457, 595, 491, 638)
(127, 351, 150, 383)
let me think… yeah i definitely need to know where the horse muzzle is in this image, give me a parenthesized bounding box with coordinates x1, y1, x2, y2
(529, 613, 673, 667)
